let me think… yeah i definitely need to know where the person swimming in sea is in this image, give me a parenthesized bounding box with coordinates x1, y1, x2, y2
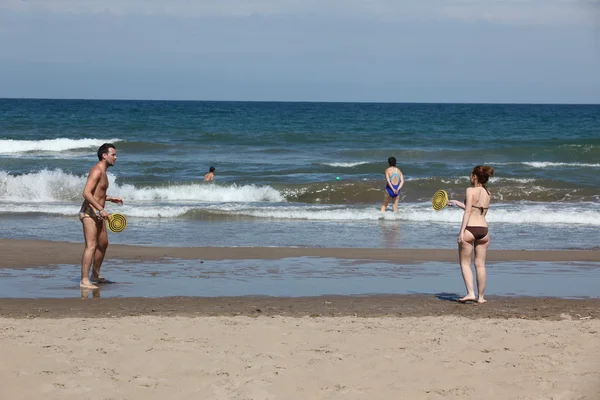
(380, 157, 404, 213)
(204, 166, 215, 181)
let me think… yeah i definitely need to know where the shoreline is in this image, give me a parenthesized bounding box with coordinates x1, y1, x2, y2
(1, 239, 599, 269)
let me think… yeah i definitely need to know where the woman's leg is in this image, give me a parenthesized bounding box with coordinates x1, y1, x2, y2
(380, 192, 390, 212)
(458, 229, 476, 302)
(392, 195, 400, 213)
(473, 234, 490, 303)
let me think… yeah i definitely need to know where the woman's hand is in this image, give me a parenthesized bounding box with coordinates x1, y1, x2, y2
(447, 200, 455, 207)
(457, 232, 465, 244)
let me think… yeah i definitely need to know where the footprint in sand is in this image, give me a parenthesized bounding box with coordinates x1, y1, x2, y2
(129, 376, 158, 388)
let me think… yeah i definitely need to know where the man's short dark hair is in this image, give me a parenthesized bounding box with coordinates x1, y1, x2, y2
(98, 143, 116, 161)
(388, 157, 396, 167)
(209, 166, 215, 172)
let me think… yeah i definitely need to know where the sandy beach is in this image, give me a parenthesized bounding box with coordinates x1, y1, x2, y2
(0, 314, 599, 400)
(1, 239, 599, 399)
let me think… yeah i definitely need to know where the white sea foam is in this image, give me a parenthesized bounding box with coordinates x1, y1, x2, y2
(522, 162, 600, 168)
(0, 169, 84, 202)
(489, 177, 536, 183)
(0, 169, 598, 225)
(162, 202, 600, 225)
(114, 183, 285, 203)
(422, 176, 535, 185)
(0, 169, 285, 203)
(493, 161, 600, 168)
(181, 202, 600, 225)
(321, 162, 370, 168)
(0, 199, 598, 225)
(0, 138, 123, 154)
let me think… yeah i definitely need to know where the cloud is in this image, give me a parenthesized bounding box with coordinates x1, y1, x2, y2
(1, 0, 598, 25)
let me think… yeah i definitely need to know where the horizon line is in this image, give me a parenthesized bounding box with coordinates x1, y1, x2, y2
(1, 97, 599, 106)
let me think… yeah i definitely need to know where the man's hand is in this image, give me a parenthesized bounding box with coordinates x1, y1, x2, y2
(108, 197, 124, 206)
(97, 209, 110, 220)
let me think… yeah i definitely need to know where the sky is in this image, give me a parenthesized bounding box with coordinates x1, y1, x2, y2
(0, 0, 599, 103)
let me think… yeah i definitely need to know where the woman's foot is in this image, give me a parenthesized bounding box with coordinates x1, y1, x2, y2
(458, 295, 477, 303)
(477, 297, 487, 304)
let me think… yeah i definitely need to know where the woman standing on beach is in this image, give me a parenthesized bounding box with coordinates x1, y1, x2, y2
(447, 165, 494, 303)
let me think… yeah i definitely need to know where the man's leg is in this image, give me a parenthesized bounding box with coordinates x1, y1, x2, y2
(81, 218, 100, 289)
(91, 220, 109, 282)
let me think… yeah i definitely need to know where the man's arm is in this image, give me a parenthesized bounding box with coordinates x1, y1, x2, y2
(106, 196, 124, 205)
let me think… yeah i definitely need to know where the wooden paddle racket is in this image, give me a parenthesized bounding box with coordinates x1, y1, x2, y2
(107, 213, 127, 233)
(432, 190, 449, 211)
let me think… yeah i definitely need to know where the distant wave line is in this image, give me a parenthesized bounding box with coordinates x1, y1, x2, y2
(0, 138, 123, 154)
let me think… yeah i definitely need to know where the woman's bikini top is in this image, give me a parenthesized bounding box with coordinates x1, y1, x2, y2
(465, 188, 490, 214)
(472, 205, 488, 214)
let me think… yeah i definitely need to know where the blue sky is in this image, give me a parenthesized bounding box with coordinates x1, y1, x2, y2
(1, 0, 599, 103)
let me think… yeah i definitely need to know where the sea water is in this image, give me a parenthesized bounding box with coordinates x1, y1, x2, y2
(0, 99, 598, 250)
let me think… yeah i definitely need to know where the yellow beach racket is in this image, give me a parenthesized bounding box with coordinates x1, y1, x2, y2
(107, 213, 127, 233)
(432, 190, 449, 211)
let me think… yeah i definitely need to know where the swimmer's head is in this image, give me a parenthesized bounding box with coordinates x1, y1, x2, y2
(387, 157, 396, 167)
(209, 166, 215, 173)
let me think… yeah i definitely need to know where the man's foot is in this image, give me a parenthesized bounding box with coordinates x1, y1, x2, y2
(477, 298, 487, 304)
(80, 280, 98, 289)
(90, 274, 106, 283)
(458, 295, 477, 303)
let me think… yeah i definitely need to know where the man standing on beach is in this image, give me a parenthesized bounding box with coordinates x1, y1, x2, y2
(79, 143, 123, 289)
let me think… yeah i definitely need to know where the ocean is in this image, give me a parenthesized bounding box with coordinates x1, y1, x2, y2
(0, 99, 598, 250)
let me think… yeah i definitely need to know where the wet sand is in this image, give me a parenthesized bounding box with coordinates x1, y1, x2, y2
(1, 294, 600, 320)
(1, 239, 599, 270)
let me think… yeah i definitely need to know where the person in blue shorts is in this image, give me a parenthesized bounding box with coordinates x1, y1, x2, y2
(380, 157, 404, 213)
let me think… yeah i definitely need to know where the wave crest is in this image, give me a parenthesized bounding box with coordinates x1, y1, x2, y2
(0, 138, 123, 154)
(0, 169, 285, 203)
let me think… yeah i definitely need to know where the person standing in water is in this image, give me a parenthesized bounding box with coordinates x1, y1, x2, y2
(79, 143, 123, 289)
(204, 166, 215, 181)
(380, 157, 404, 212)
(447, 165, 494, 304)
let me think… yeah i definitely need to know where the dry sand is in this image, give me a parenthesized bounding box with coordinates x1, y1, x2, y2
(1, 315, 599, 400)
